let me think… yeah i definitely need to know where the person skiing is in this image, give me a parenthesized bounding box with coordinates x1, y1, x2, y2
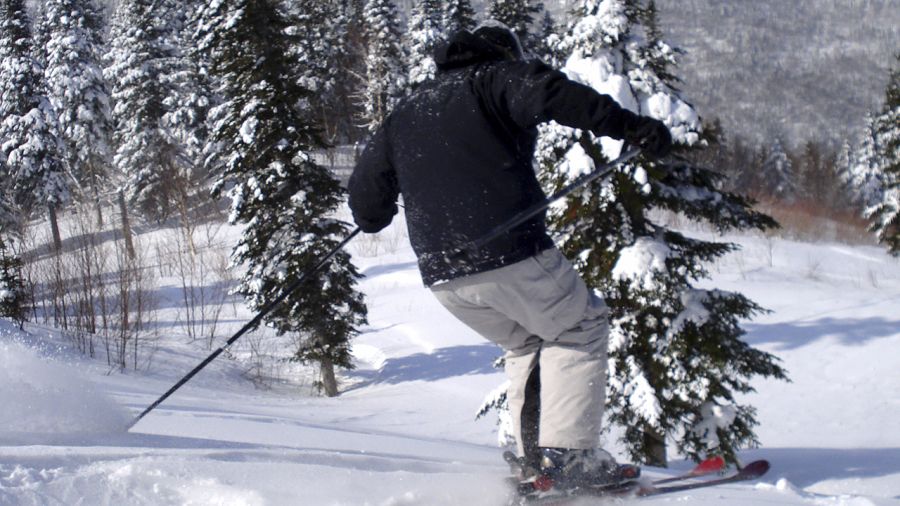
(348, 23, 671, 489)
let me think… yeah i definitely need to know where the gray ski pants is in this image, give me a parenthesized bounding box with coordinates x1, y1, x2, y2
(431, 248, 609, 458)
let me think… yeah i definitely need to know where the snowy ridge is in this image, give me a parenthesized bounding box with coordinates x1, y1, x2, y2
(1, 215, 900, 505)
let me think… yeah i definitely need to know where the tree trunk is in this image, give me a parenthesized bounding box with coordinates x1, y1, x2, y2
(48, 204, 62, 254)
(320, 357, 339, 397)
(118, 190, 135, 260)
(643, 428, 668, 467)
(95, 197, 104, 229)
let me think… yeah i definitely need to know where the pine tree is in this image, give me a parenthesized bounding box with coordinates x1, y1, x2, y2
(443, 0, 476, 34)
(285, 0, 357, 142)
(360, 0, 406, 131)
(759, 138, 797, 203)
(161, 0, 212, 201)
(486, 0, 543, 52)
(0, 233, 26, 326)
(405, 0, 443, 87)
(868, 54, 900, 254)
(849, 113, 886, 212)
(531, 10, 558, 63)
(105, 0, 194, 222)
(40, 0, 112, 225)
(533, 0, 785, 466)
(834, 140, 855, 210)
(196, 0, 367, 396)
(0, 0, 69, 250)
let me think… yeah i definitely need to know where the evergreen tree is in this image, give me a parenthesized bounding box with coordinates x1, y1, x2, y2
(849, 113, 886, 212)
(443, 0, 476, 34)
(40, 0, 112, 223)
(0, 0, 69, 249)
(196, 0, 367, 396)
(638, 0, 681, 88)
(161, 0, 212, 200)
(0, 233, 26, 326)
(106, 0, 194, 221)
(834, 140, 855, 209)
(533, 0, 785, 466)
(360, 0, 406, 131)
(486, 0, 543, 52)
(868, 55, 900, 254)
(759, 138, 797, 203)
(405, 0, 443, 87)
(532, 10, 558, 63)
(286, 0, 359, 142)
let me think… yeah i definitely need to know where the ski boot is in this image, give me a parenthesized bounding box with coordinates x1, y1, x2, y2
(533, 448, 640, 493)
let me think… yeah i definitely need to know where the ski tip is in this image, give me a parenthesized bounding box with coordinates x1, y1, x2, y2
(740, 459, 770, 477)
(696, 455, 726, 474)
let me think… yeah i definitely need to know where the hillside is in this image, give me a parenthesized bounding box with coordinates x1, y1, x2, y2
(627, 0, 899, 146)
(466, 0, 900, 146)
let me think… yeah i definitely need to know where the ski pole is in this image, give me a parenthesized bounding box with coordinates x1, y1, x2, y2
(126, 226, 363, 431)
(449, 146, 641, 260)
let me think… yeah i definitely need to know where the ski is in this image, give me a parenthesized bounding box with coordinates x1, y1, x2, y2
(507, 459, 769, 505)
(504, 452, 724, 486)
(637, 459, 770, 497)
(652, 455, 726, 485)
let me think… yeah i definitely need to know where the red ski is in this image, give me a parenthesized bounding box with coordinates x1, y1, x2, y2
(652, 455, 726, 485)
(638, 459, 770, 497)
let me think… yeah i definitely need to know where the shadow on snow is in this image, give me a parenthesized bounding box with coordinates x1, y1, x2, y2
(749, 447, 900, 490)
(743, 316, 900, 350)
(348, 344, 501, 386)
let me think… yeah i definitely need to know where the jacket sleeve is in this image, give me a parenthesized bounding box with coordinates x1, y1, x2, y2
(348, 125, 399, 233)
(482, 60, 641, 139)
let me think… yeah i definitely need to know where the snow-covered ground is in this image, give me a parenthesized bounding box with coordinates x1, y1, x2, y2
(1, 216, 899, 506)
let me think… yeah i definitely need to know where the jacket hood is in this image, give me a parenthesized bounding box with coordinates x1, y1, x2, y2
(434, 29, 512, 71)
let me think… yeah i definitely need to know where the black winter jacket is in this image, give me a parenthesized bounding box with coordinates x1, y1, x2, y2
(348, 32, 642, 286)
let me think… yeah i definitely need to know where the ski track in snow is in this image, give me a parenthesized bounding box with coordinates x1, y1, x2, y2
(2, 221, 900, 505)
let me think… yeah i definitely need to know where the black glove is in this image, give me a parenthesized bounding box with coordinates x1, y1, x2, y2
(623, 116, 672, 159)
(353, 202, 398, 234)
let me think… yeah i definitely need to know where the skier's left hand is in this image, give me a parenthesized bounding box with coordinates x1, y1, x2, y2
(624, 117, 672, 159)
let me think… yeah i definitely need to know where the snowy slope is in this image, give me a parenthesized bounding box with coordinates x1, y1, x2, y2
(2, 216, 900, 506)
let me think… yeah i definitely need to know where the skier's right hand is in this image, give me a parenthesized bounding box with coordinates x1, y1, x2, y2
(624, 117, 672, 159)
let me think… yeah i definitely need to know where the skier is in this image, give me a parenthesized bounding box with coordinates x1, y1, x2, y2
(348, 23, 671, 490)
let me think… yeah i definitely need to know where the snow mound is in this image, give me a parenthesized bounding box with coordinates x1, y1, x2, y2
(0, 323, 129, 438)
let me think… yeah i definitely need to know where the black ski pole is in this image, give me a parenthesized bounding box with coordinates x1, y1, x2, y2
(126, 227, 363, 431)
(449, 147, 641, 260)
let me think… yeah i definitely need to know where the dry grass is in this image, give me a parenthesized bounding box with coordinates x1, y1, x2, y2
(755, 200, 875, 245)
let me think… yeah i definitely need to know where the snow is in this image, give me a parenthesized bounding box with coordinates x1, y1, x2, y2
(611, 237, 672, 289)
(0, 323, 129, 439)
(1, 214, 899, 505)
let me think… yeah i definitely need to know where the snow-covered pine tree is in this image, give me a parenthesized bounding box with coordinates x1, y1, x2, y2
(160, 0, 212, 205)
(405, 0, 443, 87)
(849, 113, 886, 212)
(0, 233, 26, 325)
(196, 0, 367, 396)
(285, 0, 356, 142)
(759, 138, 798, 203)
(834, 140, 856, 210)
(40, 0, 112, 226)
(443, 0, 476, 34)
(0, 0, 69, 250)
(531, 10, 558, 63)
(868, 54, 900, 254)
(360, 0, 406, 131)
(485, 0, 543, 53)
(534, 0, 785, 466)
(105, 0, 193, 222)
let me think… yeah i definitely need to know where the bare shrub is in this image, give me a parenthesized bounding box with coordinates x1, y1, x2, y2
(20, 205, 159, 370)
(161, 220, 234, 349)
